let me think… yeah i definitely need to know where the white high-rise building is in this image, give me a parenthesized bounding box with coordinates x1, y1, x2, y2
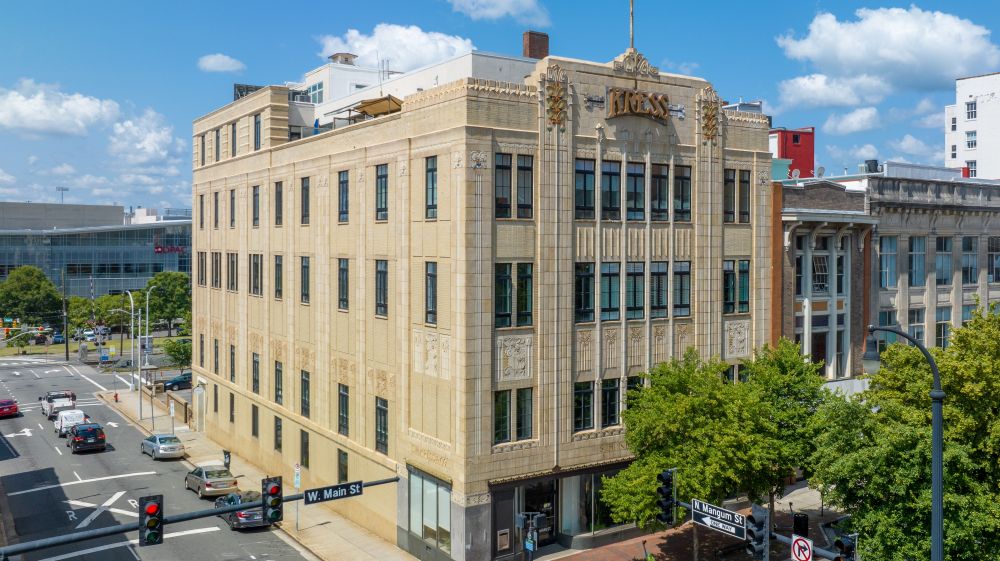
(945, 72, 1000, 179)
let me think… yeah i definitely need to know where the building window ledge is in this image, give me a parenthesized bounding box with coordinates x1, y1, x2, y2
(491, 440, 538, 454)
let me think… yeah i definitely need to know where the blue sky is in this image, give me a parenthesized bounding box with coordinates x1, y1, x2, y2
(1, 1, 997, 208)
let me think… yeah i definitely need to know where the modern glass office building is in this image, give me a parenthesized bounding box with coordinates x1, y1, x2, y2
(0, 221, 192, 297)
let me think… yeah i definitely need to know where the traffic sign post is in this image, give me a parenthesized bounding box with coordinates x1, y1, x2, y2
(690, 498, 747, 540)
(294, 464, 301, 531)
(791, 534, 813, 561)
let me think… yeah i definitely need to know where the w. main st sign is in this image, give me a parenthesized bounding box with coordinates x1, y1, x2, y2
(303, 481, 364, 505)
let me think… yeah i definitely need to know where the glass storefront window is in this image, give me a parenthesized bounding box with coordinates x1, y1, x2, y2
(408, 469, 451, 555)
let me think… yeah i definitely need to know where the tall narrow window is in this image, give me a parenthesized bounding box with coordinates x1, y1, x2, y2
(375, 397, 389, 454)
(215, 128, 220, 162)
(515, 387, 532, 440)
(516, 155, 533, 218)
(425, 156, 438, 219)
(300, 430, 309, 468)
(197, 252, 207, 286)
(300, 370, 310, 418)
(723, 169, 736, 223)
(250, 185, 260, 228)
(966, 130, 977, 149)
(200, 134, 205, 166)
(493, 390, 511, 444)
(231, 122, 237, 157)
(211, 252, 222, 288)
(573, 382, 593, 432)
(600, 263, 621, 321)
(226, 252, 238, 291)
(879, 236, 897, 288)
(300, 177, 310, 225)
(651, 164, 669, 220)
(199, 194, 204, 229)
(229, 189, 236, 228)
(516, 263, 533, 326)
(338, 259, 349, 310)
(212, 383, 217, 412)
(723, 260, 736, 313)
(739, 170, 751, 223)
(908, 309, 925, 342)
(837, 254, 845, 295)
(738, 260, 750, 313)
(495, 153, 512, 218)
(601, 379, 620, 427)
(425, 262, 438, 324)
(495, 263, 512, 327)
(673, 262, 691, 317)
(338, 450, 349, 483)
(963, 304, 976, 325)
(338, 170, 349, 222)
(213, 191, 219, 228)
(626, 262, 644, 319)
(274, 417, 282, 451)
(878, 310, 898, 350)
(200, 334, 205, 368)
(575, 263, 595, 322)
(601, 161, 621, 220)
(376, 164, 388, 220)
(274, 182, 283, 226)
(813, 254, 829, 293)
(989, 237, 1000, 283)
(967, 160, 977, 178)
(936, 237, 953, 286)
(674, 165, 691, 221)
(253, 113, 261, 151)
(274, 255, 283, 299)
(338, 384, 349, 436)
(650, 262, 668, 318)
(575, 159, 595, 219)
(274, 361, 283, 405)
(909, 236, 926, 287)
(250, 353, 260, 394)
(300, 256, 310, 303)
(967, 101, 977, 119)
(376, 260, 388, 316)
(962, 236, 978, 285)
(936, 307, 951, 348)
(625, 162, 644, 220)
(229, 344, 235, 382)
(250, 254, 262, 296)
(229, 392, 235, 423)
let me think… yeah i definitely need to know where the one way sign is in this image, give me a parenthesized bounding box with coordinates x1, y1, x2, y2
(691, 498, 746, 540)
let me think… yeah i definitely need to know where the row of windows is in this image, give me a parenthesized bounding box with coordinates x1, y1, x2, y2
(879, 304, 977, 350)
(878, 235, 1000, 288)
(573, 261, 693, 322)
(198, 115, 259, 167)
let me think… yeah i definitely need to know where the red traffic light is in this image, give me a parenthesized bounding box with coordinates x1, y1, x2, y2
(144, 502, 160, 516)
(267, 483, 281, 495)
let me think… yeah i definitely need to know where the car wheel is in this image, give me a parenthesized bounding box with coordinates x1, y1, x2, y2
(197, 487, 204, 499)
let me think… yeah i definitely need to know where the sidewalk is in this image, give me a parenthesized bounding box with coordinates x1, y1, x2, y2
(99, 386, 417, 561)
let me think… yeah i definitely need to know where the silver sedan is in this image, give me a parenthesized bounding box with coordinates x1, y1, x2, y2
(185, 466, 239, 499)
(140, 434, 186, 460)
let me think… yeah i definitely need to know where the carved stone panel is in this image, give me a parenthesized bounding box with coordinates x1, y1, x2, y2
(675, 323, 692, 354)
(725, 320, 751, 359)
(576, 330, 593, 373)
(412, 330, 425, 374)
(652, 326, 667, 364)
(628, 328, 644, 367)
(439, 335, 451, 381)
(604, 328, 619, 369)
(496, 335, 533, 383)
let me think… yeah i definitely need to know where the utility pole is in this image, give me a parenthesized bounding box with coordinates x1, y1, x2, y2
(61, 269, 69, 362)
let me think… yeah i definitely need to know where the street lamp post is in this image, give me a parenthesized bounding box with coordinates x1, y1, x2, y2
(126, 291, 142, 421)
(863, 324, 944, 561)
(144, 285, 158, 368)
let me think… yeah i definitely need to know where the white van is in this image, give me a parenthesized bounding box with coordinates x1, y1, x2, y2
(54, 409, 88, 437)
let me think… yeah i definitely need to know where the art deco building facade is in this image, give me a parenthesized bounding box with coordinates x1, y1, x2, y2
(191, 42, 772, 560)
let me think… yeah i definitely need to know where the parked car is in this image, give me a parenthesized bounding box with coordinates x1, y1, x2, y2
(163, 372, 192, 391)
(184, 466, 238, 499)
(38, 390, 76, 419)
(52, 333, 65, 344)
(66, 423, 106, 453)
(54, 409, 89, 437)
(214, 491, 267, 530)
(140, 434, 185, 460)
(0, 398, 19, 418)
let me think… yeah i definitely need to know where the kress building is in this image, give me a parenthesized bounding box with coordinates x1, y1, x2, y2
(191, 33, 772, 561)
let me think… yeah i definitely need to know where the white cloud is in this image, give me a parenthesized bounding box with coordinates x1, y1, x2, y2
(47, 163, 75, 176)
(662, 59, 700, 75)
(777, 7, 1000, 91)
(914, 98, 936, 115)
(777, 73, 888, 109)
(197, 54, 246, 73)
(108, 109, 185, 167)
(822, 107, 880, 135)
(317, 24, 475, 72)
(70, 174, 110, 188)
(27, 155, 38, 165)
(0, 168, 15, 185)
(448, 0, 549, 26)
(826, 143, 879, 161)
(0, 79, 119, 136)
(91, 187, 114, 197)
(915, 111, 945, 129)
(889, 134, 936, 158)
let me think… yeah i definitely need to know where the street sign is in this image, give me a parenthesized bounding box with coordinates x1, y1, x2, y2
(691, 498, 747, 540)
(525, 538, 536, 552)
(294, 463, 301, 489)
(791, 534, 813, 561)
(303, 480, 363, 505)
(169, 401, 175, 417)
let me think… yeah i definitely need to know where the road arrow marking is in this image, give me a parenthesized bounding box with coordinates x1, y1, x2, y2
(106, 421, 119, 428)
(4, 427, 32, 438)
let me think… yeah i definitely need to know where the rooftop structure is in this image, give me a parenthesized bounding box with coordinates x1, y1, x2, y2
(944, 72, 1000, 179)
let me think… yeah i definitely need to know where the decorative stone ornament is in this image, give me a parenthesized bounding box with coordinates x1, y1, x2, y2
(544, 64, 568, 129)
(612, 48, 660, 78)
(698, 86, 721, 143)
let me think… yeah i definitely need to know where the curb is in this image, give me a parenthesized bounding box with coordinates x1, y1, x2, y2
(0, 476, 16, 548)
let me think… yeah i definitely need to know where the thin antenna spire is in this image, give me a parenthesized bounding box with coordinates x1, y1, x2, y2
(629, 0, 634, 50)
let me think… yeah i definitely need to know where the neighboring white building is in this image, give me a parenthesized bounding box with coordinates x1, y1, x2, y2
(944, 72, 1000, 179)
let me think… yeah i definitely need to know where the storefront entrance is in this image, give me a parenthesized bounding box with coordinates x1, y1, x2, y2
(523, 479, 558, 546)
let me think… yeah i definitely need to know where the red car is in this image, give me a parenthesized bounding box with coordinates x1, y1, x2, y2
(0, 399, 19, 418)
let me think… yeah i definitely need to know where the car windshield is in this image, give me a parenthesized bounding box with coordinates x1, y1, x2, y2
(158, 436, 181, 444)
(204, 469, 232, 479)
(0, 400, 14, 406)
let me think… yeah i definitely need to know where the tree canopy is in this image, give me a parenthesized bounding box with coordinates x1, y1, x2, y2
(145, 272, 190, 336)
(809, 307, 1000, 560)
(161, 338, 191, 369)
(0, 266, 61, 325)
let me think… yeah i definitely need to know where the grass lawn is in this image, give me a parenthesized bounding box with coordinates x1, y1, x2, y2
(0, 335, 187, 358)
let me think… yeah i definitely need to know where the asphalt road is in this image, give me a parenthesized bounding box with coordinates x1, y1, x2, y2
(0, 356, 312, 561)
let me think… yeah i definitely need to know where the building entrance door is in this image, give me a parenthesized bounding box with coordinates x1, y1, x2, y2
(523, 479, 558, 546)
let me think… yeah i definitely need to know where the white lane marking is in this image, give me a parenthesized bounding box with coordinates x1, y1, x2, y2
(67, 365, 107, 391)
(53, 445, 63, 456)
(44, 369, 61, 374)
(12, 371, 19, 376)
(37, 423, 44, 430)
(31, 370, 40, 379)
(106, 421, 119, 428)
(66, 499, 138, 518)
(73, 471, 82, 481)
(115, 375, 134, 389)
(4, 428, 32, 437)
(8, 471, 157, 496)
(75, 490, 127, 529)
(34, 527, 221, 561)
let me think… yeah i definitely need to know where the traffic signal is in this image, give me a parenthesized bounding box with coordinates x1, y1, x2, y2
(262, 476, 283, 524)
(834, 535, 856, 561)
(655, 469, 675, 525)
(745, 503, 769, 560)
(138, 495, 164, 546)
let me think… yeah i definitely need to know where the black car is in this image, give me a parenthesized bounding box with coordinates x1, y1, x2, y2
(67, 423, 107, 453)
(214, 491, 267, 530)
(163, 372, 192, 391)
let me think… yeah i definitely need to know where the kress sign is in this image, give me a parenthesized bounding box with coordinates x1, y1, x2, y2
(606, 87, 670, 123)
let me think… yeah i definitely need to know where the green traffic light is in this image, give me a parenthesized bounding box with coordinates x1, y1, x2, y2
(145, 531, 160, 543)
(267, 510, 281, 522)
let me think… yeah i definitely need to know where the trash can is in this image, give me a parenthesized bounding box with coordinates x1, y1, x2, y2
(793, 512, 809, 538)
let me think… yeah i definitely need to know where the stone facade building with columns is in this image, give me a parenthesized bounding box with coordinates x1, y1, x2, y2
(191, 38, 772, 561)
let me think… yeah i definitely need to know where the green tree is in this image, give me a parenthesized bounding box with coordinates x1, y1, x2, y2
(810, 307, 1000, 560)
(145, 272, 190, 336)
(161, 338, 191, 369)
(0, 266, 61, 325)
